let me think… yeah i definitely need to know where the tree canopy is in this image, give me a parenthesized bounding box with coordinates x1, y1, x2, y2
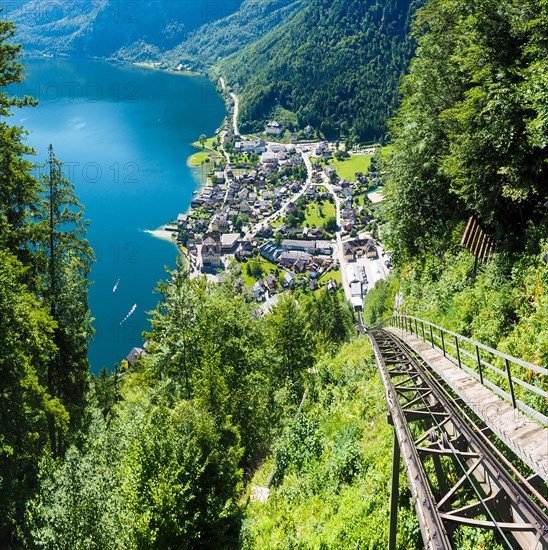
(217, 0, 421, 142)
(385, 0, 548, 261)
(0, 14, 92, 544)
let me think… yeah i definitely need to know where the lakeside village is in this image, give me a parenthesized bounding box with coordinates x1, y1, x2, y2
(162, 94, 392, 317)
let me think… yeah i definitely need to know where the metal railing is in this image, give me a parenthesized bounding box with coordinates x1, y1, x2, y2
(383, 314, 548, 426)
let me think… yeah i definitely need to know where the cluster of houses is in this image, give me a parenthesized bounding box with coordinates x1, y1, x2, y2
(258, 237, 336, 286)
(173, 139, 314, 274)
(177, 178, 304, 247)
(175, 141, 308, 255)
(306, 142, 385, 236)
(170, 128, 387, 308)
(234, 139, 301, 168)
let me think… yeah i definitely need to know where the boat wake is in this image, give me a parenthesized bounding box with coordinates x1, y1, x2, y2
(120, 304, 137, 325)
(112, 277, 120, 293)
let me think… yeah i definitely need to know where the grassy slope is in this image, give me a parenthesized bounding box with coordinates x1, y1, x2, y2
(330, 154, 373, 181)
(240, 338, 420, 549)
(188, 152, 210, 166)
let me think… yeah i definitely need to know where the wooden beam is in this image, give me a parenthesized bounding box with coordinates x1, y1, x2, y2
(461, 216, 474, 246)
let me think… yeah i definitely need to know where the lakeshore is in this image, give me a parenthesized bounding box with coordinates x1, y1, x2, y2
(11, 57, 226, 372)
(132, 61, 203, 77)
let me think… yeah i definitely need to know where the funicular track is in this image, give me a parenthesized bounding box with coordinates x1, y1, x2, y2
(363, 326, 548, 549)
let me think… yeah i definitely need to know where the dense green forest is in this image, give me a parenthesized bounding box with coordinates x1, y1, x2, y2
(25, 276, 418, 548)
(215, 0, 421, 142)
(162, 0, 306, 70)
(365, 0, 548, 371)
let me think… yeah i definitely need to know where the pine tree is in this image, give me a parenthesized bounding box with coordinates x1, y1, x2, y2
(36, 145, 93, 456)
(0, 15, 39, 266)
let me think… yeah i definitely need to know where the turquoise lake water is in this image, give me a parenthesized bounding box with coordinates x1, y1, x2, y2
(10, 58, 226, 373)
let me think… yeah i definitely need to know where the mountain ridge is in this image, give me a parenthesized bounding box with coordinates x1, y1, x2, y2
(9, 0, 420, 142)
(9, 0, 241, 58)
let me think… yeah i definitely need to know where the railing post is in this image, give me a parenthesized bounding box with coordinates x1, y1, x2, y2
(455, 336, 461, 369)
(414, 319, 418, 337)
(429, 325, 434, 348)
(421, 321, 425, 340)
(389, 432, 400, 550)
(441, 330, 446, 357)
(505, 358, 517, 409)
(475, 345, 484, 385)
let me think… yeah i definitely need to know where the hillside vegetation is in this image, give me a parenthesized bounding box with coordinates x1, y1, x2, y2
(0, 19, 93, 544)
(365, 0, 548, 376)
(9, 0, 237, 59)
(25, 266, 395, 547)
(241, 339, 420, 548)
(215, 0, 421, 142)
(385, 0, 548, 259)
(162, 0, 306, 70)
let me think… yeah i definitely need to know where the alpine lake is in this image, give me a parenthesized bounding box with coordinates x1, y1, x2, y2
(11, 57, 226, 373)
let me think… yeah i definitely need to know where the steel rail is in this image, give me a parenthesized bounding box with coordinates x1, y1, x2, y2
(367, 327, 548, 549)
(366, 325, 453, 549)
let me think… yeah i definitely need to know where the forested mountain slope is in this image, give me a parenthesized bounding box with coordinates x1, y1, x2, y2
(9, 0, 240, 59)
(162, 0, 306, 70)
(215, 0, 421, 142)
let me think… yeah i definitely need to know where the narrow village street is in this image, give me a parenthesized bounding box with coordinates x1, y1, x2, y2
(230, 92, 240, 136)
